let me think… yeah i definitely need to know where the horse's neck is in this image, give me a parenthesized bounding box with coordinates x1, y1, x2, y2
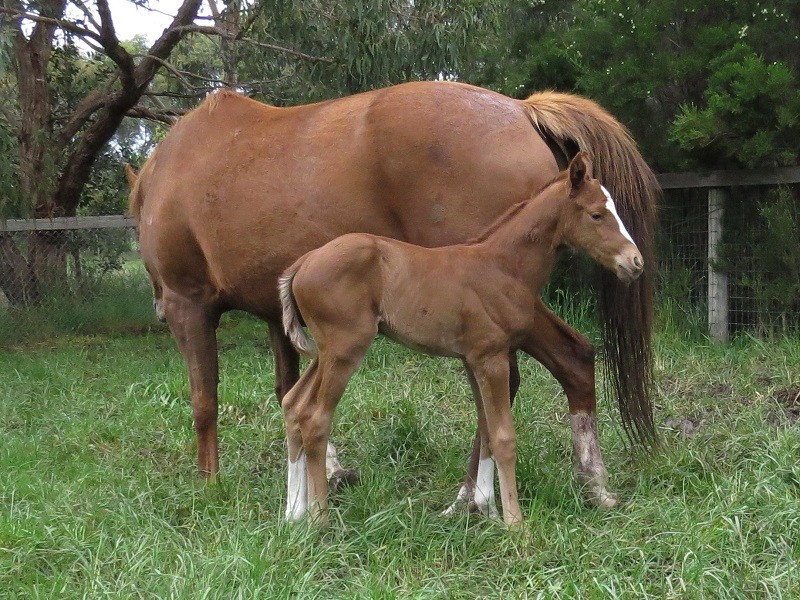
(480, 185, 566, 287)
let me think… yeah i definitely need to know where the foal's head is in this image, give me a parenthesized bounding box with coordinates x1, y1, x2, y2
(560, 153, 644, 283)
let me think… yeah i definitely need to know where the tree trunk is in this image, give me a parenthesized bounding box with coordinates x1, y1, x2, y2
(0, 234, 33, 305)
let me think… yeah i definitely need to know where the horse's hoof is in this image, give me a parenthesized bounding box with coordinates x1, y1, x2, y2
(328, 468, 359, 492)
(468, 500, 500, 519)
(590, 488, 618, 509)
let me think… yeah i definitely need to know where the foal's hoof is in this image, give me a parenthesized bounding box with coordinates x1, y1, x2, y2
(328, 468, 360, 492)
(589, 487, 618, 510)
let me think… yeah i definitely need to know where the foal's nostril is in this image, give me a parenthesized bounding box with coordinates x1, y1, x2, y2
(633, 255, 643, 269)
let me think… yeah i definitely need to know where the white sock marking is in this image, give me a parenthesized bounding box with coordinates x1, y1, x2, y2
(601, 185, 636, 245)
(441, 484, 470, 516)
(285, 449, 308, 521)
(325, 441, 344, 479)
(474, 456, 498, 518)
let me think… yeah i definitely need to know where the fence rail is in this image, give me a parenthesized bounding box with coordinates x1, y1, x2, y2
(0, 215, 138, 232)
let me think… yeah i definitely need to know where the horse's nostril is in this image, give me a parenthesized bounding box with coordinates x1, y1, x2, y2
(634, 255, 643, 269)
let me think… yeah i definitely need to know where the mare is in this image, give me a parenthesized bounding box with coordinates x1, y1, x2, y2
(279, 153, 643, 527)
(127, 81, 658, 510)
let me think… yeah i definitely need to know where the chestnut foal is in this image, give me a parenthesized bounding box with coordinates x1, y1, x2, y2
(278, 153, 643, 527)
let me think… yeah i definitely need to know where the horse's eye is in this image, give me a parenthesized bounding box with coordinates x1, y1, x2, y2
(591, 213, 603, 221)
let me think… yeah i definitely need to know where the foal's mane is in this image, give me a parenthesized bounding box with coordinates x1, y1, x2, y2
(463, 171, 568, 245)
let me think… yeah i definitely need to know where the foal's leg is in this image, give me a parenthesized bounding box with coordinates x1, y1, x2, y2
(297, 331, 374, 525)
(282, 360, 318, 521)
(522, 300, 616, 508)
(467, 354, 522, 527)
(163, 294, 221, 478)
(442, 363, 499, 518)
(270, 324, 358, 490)
(444, 353, 518, 516)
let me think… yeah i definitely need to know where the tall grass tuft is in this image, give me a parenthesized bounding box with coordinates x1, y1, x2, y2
(0, 267, 158, 347)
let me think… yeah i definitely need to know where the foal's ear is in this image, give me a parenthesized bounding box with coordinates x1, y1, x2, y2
(568, 152, 593, 192)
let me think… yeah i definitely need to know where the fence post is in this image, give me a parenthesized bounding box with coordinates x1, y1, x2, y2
(707, 187, 729, 342)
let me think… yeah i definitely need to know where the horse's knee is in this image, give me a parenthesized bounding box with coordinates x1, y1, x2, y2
(489, 430, 517, 465)
(297, 406, 328, 451)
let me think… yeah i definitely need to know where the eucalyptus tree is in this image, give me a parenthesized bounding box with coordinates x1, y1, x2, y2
(0, 0, 500, 304)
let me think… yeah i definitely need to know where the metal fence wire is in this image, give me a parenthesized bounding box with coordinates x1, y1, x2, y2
(1, 185, 799, 338)
(0, 217, 138, 308)
(659, 183, 800, 337)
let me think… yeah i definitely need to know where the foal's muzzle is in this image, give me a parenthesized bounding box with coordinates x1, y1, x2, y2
(614, 249, 644, 283)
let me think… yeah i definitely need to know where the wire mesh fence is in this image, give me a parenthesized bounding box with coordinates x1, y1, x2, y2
(659, 182, 800, 338)
(0, 217, 139, 308)
(1, 180, 799, 340)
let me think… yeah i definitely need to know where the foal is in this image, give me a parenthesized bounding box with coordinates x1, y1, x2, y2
(278, 153, 643, 527)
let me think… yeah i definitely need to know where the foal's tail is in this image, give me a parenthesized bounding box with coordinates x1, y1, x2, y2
(278, 259, 318, 358)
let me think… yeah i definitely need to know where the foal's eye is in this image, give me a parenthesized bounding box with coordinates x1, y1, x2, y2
(591, 213, 603, 221)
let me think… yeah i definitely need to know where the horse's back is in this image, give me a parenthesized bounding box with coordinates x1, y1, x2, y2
(135, 82, 558, 320)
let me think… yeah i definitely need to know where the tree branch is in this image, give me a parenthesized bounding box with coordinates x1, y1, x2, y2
(127, 106, 184, 124)
(0, 6, 101, 42)
(169, 23, 333, 62)
(53, 0, 204, 215)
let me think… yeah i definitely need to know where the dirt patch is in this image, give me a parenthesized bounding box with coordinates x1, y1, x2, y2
(664, 416, 704, 437)
(770, 387, 800, 424)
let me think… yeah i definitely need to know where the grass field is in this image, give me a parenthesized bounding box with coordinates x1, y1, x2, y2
(1, 314, 799, 598)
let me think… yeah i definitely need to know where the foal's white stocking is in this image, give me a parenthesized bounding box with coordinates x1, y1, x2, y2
(326, 441, 344, 479)
(473, 455, 499, 518)
(285, 448, 308, 521)
(442, 452, 499, 518)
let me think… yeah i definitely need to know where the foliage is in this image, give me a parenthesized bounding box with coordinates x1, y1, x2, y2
(672, 44, 800, 168)
(241, 0, 503, 102)
(469, 0, 800, 173)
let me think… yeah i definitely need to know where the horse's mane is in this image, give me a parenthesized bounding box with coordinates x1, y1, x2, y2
(463, 171, 567, 245)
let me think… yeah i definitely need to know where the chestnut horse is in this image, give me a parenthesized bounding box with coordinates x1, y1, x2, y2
(279, 154, 643, 526)
(128, 81, 658, 510)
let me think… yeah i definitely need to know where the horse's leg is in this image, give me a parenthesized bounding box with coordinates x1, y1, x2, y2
(282, 360, 318, 521)
(467, 354, 522, 527)
(270, 323, 359, 491)
(269, 323, 300, 403)
(444, 353, 518, 516)
(522, 299, 616, 508)
(442, 362, 499, 518)
(163, 294, 220, 478)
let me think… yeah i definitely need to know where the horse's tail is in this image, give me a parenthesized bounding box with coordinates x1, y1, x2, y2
(278, 259, 318, 358)
(521, 91, 660, 449)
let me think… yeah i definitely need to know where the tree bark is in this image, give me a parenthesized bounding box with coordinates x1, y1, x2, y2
(0, 234, 33, 305)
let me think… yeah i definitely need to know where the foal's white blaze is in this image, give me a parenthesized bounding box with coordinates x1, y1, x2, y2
(285, 449, 308, 521)
(601, 186, 636, 246)
(474, 456, 499, 518)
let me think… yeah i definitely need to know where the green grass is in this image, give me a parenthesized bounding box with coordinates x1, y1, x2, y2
(1, 316, 799, 598)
